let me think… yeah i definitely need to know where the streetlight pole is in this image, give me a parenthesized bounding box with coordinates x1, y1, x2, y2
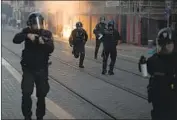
(79, 0, 80, 21)
(165, 0, 172, 28)
(147, 0, 150, 38)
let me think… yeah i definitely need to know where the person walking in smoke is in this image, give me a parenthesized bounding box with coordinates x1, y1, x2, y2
(69, 22, 88, 68)
(101, 20, 121, 75)
(93, 16, 107, 59)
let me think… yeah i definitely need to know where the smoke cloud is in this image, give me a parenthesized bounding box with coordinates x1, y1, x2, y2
(34, 1, 89, 38)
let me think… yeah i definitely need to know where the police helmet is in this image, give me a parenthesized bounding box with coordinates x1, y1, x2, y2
(100, 16, 105, 23)
(108, 20, 114, 27)
(76, 22, 83, 28)
(156, 27, 173, 46)
(27, 12, 44, 29)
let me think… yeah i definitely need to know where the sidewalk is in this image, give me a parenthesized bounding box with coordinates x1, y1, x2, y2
(4, 26, 22, 32)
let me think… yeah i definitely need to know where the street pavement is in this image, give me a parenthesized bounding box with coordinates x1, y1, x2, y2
(2, 27, 152, 119)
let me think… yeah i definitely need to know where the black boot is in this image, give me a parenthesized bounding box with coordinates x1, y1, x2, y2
(109, 61, 115, 75)
(94, 55, 97, 59)
(22, 95, 32, 120)
(36, 97, 45, 120)
(102, 70, 107, 75)
(37, 117, 43, 120)
(24, 117, 32, 120)
(108, 70, 114, 75)
(79, 65, 84, 68)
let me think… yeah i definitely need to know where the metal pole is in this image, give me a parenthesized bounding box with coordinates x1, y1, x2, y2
(147, 0, 150, 38)
(88, 2, 91, 40)
(79, 0, 80, 21)
(129, 0, 130, 14)
(120, 1, 122, 16)
(103, 1, 106, 16)
(138, 0, 140, 45)
(167, 16, 169, 27)
(166, 0, 171, 28)
(138, 0, 141, 45)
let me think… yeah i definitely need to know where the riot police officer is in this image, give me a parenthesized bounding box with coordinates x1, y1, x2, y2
(147, 27, 177, 120)
(93, 16, 107, 59)
(102, 20, 121, 75)
(69, 22, 88, 68)
(13, 12, 54, 120)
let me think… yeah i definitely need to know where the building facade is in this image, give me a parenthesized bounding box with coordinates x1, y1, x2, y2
(71, 1, 176, 45)
(6, 0, 176, 45)
(9, 0, 36, 27)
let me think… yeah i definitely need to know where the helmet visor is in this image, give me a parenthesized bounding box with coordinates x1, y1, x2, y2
(30, 16, 44, 29)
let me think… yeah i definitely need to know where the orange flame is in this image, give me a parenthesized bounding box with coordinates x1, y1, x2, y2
(62, 25, 72, 39)
(35, 1, 89, 39)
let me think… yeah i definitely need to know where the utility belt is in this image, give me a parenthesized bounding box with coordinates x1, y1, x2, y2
(152, 72, 176, 89)
(75, 37, 84, 40)
(147, 72, 177, 103)
(73, 37, 85, 44)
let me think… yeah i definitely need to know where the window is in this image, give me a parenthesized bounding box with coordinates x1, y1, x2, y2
(24, 1, 28, 6)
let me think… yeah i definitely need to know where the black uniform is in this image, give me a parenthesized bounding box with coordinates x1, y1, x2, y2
(102, 26, 121, 75)
(69, 27, 88, 68)
(93, 22, 107, 59)
(147, 53, 177, 120)
(147, 28, 177, 120)
(13, 13, 54, 120)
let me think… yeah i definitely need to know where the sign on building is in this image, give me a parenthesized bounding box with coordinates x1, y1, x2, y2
(165, 1, 172, 20)
(105, 1, 120, 7)
(165, 1, 171, 9)
(106, 1, 128, 7)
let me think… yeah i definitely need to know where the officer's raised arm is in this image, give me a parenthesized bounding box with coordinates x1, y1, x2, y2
(93, 24, 99, 35)
(115, 30, 121, 45)
(13, 28, 28, 44)
(40, 31, 54, 54)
